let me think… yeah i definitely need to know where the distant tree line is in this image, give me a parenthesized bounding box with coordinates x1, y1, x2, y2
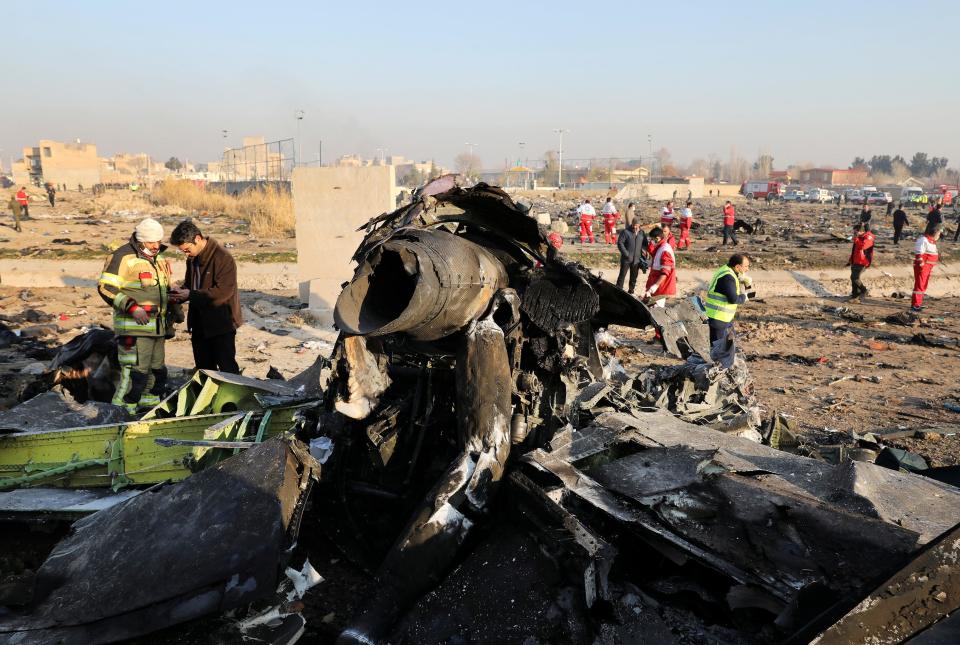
(850, 153, 949, 178)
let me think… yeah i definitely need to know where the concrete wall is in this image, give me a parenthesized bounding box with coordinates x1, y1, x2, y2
(704, 184, 741, 197)
(292, 166, 396, 326)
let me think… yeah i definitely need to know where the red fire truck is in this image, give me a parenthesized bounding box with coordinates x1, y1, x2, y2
(739, 180, 784, 200)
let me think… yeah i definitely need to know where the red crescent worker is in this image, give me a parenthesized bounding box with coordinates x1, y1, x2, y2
(722, 200, 738, 245)
(643, 226, 677, 303)
(677, 201, 693, 249)
(577, 199, 596, 244)
(15, 186, 30, 219)
(601, 197, 619, 244)
(660, 201, 675, 227)
(911, 223, 942, 312)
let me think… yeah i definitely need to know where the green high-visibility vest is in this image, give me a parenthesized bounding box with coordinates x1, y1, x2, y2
(704, 265, 740, 323)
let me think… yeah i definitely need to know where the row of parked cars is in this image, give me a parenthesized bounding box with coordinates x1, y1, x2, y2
(781, 187, 893, 204)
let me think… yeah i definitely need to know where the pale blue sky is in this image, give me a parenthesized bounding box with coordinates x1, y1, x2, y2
(5, 0, 959, 170)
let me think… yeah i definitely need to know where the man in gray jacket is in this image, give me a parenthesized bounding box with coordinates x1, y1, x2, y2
(616, 218, 647, 294)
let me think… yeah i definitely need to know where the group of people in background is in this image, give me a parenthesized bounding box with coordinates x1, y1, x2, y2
(574, 195, 951, 317)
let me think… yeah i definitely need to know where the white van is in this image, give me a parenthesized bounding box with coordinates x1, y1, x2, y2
(807, 188, 832, 203)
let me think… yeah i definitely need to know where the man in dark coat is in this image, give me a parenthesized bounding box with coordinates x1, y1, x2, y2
(168, 220, 243, 373)
(615, 218, 647, 294)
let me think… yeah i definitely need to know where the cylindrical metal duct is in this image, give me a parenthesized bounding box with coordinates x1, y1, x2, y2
(334, 228, 509, 341)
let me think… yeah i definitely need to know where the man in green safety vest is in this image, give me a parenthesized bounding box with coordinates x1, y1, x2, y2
(703, 253, 754, 368)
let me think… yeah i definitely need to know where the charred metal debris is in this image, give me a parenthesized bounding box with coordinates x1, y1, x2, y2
(1, 177, 960, 644)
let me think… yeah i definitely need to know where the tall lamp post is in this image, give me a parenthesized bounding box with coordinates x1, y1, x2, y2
(553, 129, 568, 188)
(647, 133, 653, 180)
(464, 142, 477, 176)
(295, 109, 305, 167)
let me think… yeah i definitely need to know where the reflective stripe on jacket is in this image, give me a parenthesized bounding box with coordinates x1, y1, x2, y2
(97, 237, 172, 337)
(704, 265, 739, 323)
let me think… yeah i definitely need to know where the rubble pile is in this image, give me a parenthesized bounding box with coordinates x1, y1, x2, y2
(1, 177, 959, 644)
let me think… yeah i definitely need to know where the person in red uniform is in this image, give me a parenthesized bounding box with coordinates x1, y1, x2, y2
(577, 199, 597, 243)
(912, 223, 942, 312)
(660, 201, 675, 228)
(601, 198, 619, 244)
(643, 227, 677, 303)
(15, 187, 29, 219)
(847, 222, 875, 300)
(722, 201, 737, 245)
(661, 221, 677, 250)
(677, 201, 693, 249)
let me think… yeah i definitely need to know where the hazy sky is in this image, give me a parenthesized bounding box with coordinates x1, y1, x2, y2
(5, 0, 959, 171)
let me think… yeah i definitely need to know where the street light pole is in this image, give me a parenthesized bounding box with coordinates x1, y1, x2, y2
(295, 109, 304, 167)
(647, 134, 653, 180)
(553, 129, 568, 188)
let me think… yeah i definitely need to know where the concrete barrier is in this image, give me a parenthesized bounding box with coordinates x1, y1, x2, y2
(292, 166, 396, 326)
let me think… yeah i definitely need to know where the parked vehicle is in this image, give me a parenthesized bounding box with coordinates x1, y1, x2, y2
(739, 180, 784, 200)
(845, 189, 864, 203)
(783, 190, 806, 202)
(807, 188, 832, 203)
(900, 187, 925, 207)
(866, 191, 889, 205)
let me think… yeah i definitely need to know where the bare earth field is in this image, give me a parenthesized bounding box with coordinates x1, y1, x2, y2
(2, 188, 959, 468)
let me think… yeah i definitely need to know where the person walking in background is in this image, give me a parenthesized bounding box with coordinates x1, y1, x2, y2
(926, 202, 944, 228)
(168, 220, 243, 373)
(911, 223, 942, 312)
(885, 200, 894, 218)
(722, 201, 738, 245)
(892, 202, 908, 245)
(45, 183, 56, 207)
(97, 218, 173, 414)
(8, 194, 22, 232)
(616, 218, 646, 294)
(643, 226, 676, 304)
(859, 202, 872, 225)
(15, 187, 29, 219)
(576, 199, 597, 244)
(601, 197, 619, 244)
(848, 223, 875, 300)
(624, 202, 636, 224)
(677, 200, 693, 249)
(660, 200, 675, 228)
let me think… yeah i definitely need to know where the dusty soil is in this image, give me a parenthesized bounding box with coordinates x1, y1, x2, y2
(0, 188, 295, 262)
(525, 195, 960, 271)
(608, 294, 960, 468)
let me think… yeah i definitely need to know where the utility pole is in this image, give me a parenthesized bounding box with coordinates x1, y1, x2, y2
(295, 109, 304, 167)
(553, 129, 568, 188)
(647, 134, 653, 180)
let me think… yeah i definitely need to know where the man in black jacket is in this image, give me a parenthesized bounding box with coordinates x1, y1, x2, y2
(892, 202, 908, 244)
(168, 220, 243, 373)
(615, 218, 647, 294)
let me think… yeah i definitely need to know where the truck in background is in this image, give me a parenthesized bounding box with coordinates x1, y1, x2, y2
(739, 180, 784, 200)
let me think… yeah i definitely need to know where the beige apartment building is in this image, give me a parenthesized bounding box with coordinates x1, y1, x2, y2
(14, 140, 101, 188)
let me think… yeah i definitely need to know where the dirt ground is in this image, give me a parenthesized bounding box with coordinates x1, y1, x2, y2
(0, 188, 295, 262)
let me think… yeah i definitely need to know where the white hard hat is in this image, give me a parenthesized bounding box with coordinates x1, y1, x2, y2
(135, 218, 164, 243)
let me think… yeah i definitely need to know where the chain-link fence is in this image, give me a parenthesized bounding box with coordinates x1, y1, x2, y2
(219, 138, 295, 182)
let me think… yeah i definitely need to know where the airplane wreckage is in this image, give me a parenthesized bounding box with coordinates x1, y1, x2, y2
(1, 176, 960, 644)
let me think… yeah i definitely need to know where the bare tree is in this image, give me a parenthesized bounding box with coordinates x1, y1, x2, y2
(753, 153, 774, 179)
(454, 153, 482, 177)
